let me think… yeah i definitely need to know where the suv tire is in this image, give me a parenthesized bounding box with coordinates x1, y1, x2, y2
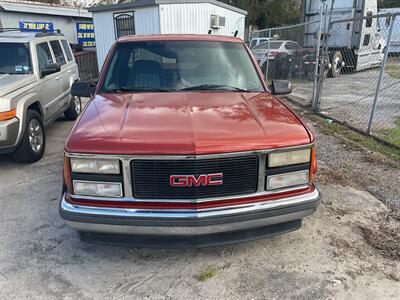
(64, 96, 81, 120)
(13, 110, 46, 163)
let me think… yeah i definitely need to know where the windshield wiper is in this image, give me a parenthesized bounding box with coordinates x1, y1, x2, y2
(180, 84, 248, 92)
(105, 86, 173, 93)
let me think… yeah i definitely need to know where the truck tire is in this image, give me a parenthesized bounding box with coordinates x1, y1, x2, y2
(13, 109, 46, 163)
(327, 51, 343, 78)
(64, 96, 81, 120)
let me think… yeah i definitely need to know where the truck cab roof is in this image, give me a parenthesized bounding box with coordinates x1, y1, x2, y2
(117, 34, 244, 43)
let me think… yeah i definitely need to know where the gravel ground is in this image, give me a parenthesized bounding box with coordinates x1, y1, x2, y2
(291, 64, 400, 135)
(286, 100, 400, 212)
(0, 99, 399, 299)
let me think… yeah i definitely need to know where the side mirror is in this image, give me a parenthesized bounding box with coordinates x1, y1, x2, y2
(41, 63, 60, 77)
(71, 81, 96, 97)
(269, 80, 292, 95)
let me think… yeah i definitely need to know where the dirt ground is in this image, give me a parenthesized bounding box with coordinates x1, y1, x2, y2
(0, 99, 399, 299)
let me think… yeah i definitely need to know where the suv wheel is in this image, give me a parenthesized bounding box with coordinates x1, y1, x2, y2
(64, 96, 81, 120)
(13, 110, 46, 163)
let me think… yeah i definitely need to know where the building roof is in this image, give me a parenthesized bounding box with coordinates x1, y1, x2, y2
(88, 0, 247, 15)
(0, 0, 92, 18)
(117, 34, 243, 43)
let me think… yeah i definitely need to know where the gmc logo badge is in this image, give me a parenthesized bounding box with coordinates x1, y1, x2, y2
(169, 173, 223, 187)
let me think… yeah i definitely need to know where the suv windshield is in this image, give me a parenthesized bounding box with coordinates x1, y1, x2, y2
(0, 43, 32, 74)
(101, 41, 264, 93)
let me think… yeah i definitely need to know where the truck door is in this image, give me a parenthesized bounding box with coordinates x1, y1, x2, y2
(356, 8, 383, 71)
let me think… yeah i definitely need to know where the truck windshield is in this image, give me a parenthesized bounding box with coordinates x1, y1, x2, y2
(0, 43, 32, 74)
(101, 41, 264, 93)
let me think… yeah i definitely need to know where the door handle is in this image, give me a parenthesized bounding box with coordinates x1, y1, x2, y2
(55, 76, 60, 80)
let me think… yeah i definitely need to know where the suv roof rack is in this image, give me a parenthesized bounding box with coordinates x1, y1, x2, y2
(35, 29, 64, 38)
(0, 27, 64, 37)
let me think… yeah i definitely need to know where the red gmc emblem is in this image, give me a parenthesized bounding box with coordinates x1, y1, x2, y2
(169, 173, 223, 187)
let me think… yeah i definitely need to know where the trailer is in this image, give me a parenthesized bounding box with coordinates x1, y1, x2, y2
(379, 7, 400, 54)
(302, 0, 385, 77)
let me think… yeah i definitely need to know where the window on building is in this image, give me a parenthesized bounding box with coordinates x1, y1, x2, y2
(36, 42, 53, 75)
(50, 40, 66, 65)
(61, 40, 73, 62)
(363, 34, 371, 46)
(219, 17, 226, 27)
(114, 12, 135, 39)
(210, 15, 219, 28)
(366, 11, 373, 27)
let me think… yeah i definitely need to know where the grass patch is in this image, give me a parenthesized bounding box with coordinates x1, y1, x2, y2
(303, 112, 400, 161)
(381, 118, 400, 148)
(194, 265, 219, 282)
(385, 65, 400, 79)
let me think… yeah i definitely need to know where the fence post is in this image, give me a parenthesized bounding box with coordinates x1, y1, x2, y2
(367, 14, 396, 134)
(264, 30, 272, 82)
(312, 2, 324, 110)
(314, 1, 329, 112)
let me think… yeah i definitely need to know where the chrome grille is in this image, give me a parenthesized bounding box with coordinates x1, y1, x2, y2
(131, 156, 259, 199)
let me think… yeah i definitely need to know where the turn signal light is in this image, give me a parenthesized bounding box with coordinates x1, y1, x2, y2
(0, 109, 16, 121)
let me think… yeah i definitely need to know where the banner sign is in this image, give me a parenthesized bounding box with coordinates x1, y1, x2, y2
(19, 21, 54, 32)
(76, 23, 96, 48)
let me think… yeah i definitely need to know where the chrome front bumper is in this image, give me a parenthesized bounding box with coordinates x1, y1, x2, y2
(60, 187, 320, 241)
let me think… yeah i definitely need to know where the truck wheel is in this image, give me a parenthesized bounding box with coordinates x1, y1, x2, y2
(13, 110, 46, 163)
(64, 96, 81, 120)
(327, 51, 343, 78)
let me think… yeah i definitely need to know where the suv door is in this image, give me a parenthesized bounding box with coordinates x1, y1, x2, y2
(60, 39, 78, 99)
(49, 39, 70, 112)
(36, 42, 61, 122)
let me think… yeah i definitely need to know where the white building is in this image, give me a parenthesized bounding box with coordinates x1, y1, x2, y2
(0, 0, 92, 45)
(89, 0, 247, 67)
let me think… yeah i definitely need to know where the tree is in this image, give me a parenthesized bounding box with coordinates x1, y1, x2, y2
(221, 0, 301, 29)
(378, 0, 400, 8)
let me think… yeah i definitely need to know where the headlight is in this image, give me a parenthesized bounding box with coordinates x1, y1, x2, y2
(267, 170, 309, 190)
(268, 148, 311, 167)
(73, 180, 123, 197)
(70, 158, 120, 174)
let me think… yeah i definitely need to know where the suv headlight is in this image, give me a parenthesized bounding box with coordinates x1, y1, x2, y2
(70, 158, 120, 174)
(268, 148, 311, 168)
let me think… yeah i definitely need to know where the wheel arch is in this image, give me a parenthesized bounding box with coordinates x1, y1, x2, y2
(14, 93, 43, 146)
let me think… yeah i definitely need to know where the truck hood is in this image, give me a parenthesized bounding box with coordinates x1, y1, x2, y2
(66, 92, 311, 155)
(0, 74, 36, 97)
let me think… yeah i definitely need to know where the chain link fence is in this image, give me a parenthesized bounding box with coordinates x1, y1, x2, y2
(249, 19, 322, 105)
(250, 11, 399, 149)
(316, 12, 400, 148)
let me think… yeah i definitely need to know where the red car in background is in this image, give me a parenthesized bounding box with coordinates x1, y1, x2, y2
(60, 35, 320, 247)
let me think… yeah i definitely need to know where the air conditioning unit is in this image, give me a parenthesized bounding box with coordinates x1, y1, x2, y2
(210, 15, 220, 29)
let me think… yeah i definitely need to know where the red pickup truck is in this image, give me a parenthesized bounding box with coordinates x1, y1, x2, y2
(60, 35, 320, 247)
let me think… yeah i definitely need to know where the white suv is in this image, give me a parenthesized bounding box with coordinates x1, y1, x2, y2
(0, 30, 80, 162)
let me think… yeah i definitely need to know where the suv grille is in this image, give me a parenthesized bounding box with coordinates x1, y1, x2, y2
(131, 156, 259, 200)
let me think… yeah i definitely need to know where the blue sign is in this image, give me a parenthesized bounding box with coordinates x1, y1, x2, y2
(19, 21, 54, 32)
(76, 22, 95, 48)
